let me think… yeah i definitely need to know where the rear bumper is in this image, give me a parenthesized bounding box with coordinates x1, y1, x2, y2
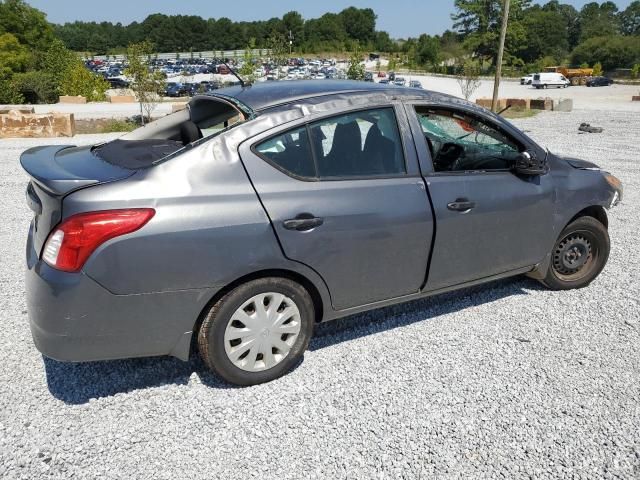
(25, 223, 215, 362)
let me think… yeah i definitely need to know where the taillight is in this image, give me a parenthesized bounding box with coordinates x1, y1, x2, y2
(42, 209, 155, 272)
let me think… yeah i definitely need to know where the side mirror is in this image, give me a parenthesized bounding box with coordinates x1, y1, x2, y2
(513, 151, 548, 176)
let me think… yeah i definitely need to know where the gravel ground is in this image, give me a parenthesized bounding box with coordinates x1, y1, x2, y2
(0, 110, 639, 479)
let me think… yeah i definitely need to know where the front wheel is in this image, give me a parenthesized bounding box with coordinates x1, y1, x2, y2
(198, 277, 315, 386)
(541, 216, 610, 290)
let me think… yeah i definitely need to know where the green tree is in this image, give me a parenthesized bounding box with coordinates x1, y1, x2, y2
(0, 67, 23, 103)
(572, 35, 640, 70)
(619, 1, 640, 35)
(124, 41, 165, 124)
(282, 11, 303, 46)
(0, 32, 30, 72)
(592, 61, 603, 76)
(60, 62, 109, 101)
(0, 0, 55, 51)
(452, 0, 532, 67)
(578, 2, 620, 42)
(346, 44, 365, 80)
(416, 34, 441, 69)
(517, 5, 569, 64)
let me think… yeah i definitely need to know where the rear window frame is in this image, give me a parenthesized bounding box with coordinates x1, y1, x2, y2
(250, 105, 410, 182)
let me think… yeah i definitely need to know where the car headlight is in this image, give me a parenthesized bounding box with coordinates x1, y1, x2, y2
(604, 173, 623, 206)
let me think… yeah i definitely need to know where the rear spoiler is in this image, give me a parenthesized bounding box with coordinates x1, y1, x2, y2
(20, 145, 133, 196)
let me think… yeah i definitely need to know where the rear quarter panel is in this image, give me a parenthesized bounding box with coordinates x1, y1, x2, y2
(64, 129, 328, 306)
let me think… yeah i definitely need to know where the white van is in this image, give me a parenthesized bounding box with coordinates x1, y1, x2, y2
(532, 73, 570, 89)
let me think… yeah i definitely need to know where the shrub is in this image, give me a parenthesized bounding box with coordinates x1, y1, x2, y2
(12, 71, 58, 104)
(99, 119, 137, 133)
(0, 68, 24, 104)
(59, 62, 109, 101)
(592, 62, 603, 76)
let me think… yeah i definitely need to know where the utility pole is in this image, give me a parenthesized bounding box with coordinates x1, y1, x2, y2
(492, 0, 511, 112)
(289, 30, 293, 56)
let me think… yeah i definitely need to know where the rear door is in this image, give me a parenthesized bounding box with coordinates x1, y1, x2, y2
(240, 105, 433, 310)
(405, 103, 555, 291)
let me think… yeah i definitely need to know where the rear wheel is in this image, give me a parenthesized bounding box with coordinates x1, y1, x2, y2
(541, 216, 610, 290)
(198, 277, 314, 386)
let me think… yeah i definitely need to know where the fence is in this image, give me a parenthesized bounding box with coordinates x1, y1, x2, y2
(87, 49, 272, 62)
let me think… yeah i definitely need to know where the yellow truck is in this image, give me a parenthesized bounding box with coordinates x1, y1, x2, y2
(544, 66, 594, 86)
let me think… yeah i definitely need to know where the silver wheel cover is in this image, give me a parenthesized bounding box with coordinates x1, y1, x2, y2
(224, 292, 302, 372)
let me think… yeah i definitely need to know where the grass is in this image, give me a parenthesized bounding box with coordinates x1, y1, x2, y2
(75, 118, 138, 134)
(96, 119, 138, 133)
(501, 106, 541, 119)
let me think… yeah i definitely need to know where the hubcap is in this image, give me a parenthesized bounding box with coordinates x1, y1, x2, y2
(224, 292, 301, 372)
(553, 233, 592, 276)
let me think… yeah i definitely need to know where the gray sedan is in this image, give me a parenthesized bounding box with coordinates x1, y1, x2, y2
(22, 81, 622, 385)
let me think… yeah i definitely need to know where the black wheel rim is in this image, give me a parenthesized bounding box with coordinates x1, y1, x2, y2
(552, 230, 599, 281)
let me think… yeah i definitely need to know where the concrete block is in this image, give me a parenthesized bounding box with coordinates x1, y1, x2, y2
(0, 107, 34, 115)
(530, 98, 554, 111)
(59, 96, 87, 104)
(109, 95, 136, 104)
(506, 98, 531, 109)
(632, 96, 640, 102)
(0, 111, 75, 138)
(475, 98, 507, 110)
(172, 102, 188, 112)
(554, 98, 574, 112)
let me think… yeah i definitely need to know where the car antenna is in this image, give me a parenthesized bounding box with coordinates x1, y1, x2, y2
(223, 61, 246, 87)
(497, 104, 512, 115)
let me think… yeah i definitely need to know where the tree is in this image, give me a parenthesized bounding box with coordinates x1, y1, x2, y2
(571, 35, 640, 71)
(416, 34, 441, 69)
(517, 5, 569, 63)
(0, 0, 55, 52)
(0, 67, 23, 103)
(282, 11, 303, 46)
(60, 62, 109, 101)
(592, 61, 603, 76)
(346, 44, 365, 80)
(619, 1, 640, 35)
(452, 0, 531, 66)
(578, 2, 620, 42)
(268, 32, 288, 79)
(124, 41, 165, 125)
(339, 7, 376, 44)
(457, 60, 482, 100)
(0, 32, 30, 72)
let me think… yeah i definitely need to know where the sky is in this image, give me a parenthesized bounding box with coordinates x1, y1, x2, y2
(28, 0, 634, 38)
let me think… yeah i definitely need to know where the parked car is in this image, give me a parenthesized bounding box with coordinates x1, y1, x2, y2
(586, 76, 614, 87)
(22, 81, 622, 386)
(377, 71, 387, 78)
(394, 77, 406, 86)
(164, 82, 186, 97)
(520, 74, 535, 85)
(107, 77, 129, 89)
(409, 80, 422, 89)
(364, 72, 374, 82)
(378, 78, 390, 84)
(183, 83, 201, 96)
(532, 72, 570, 89)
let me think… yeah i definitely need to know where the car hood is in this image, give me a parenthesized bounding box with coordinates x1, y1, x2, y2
(559, 156, 601, 170)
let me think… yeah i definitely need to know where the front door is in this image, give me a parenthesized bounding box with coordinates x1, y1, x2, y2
(240, 106, 433, 310)
(407, 104, 555, 291)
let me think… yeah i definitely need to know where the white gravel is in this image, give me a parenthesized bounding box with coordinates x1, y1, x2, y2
(0, 110, 639, 479)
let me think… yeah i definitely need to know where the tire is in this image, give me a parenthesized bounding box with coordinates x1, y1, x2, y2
(198, 277, 315, 386)
(541, 216, 610, 290)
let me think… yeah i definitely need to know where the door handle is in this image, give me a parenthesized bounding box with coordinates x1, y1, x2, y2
(283, 215, 324, 231)
(447, 199, 476, 212)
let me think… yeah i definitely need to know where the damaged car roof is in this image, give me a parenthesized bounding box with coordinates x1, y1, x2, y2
(205, 80, 442, 112)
